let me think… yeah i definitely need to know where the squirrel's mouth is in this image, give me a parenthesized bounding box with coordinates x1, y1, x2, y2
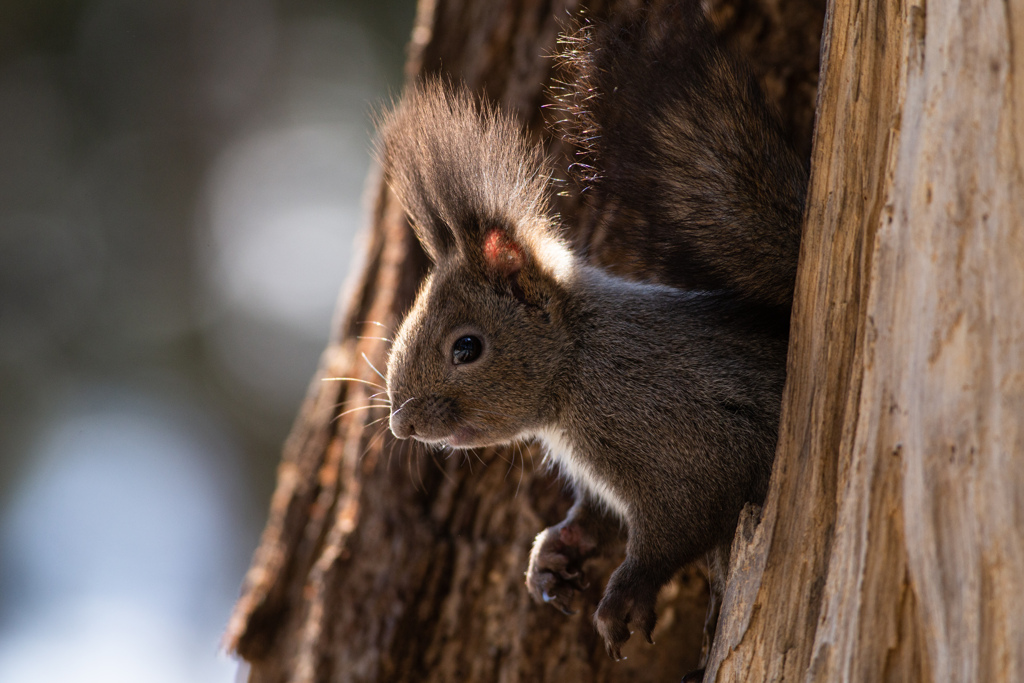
(394, 405, 518, 449)
(442, 425, 483, 449)
(400, 423, 482, 449)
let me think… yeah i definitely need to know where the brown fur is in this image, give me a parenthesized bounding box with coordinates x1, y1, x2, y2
(376, 72, 790, 663)
(554, 2, 807, 308)
(376, 2, 804, 667)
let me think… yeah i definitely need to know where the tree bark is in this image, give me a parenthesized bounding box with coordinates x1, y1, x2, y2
(704, 1, 1024, 682)
(228, 0, 1024, 681)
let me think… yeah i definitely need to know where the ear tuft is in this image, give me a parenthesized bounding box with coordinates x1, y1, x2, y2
(482, 228, 524, 276)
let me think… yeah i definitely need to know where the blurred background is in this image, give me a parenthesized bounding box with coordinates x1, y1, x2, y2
(0, 0, 415, 680)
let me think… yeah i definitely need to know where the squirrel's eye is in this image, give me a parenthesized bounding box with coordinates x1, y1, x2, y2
(452, 336, 482, 365)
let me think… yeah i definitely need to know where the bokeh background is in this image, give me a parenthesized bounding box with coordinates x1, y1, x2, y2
(0, 1, 415, 680)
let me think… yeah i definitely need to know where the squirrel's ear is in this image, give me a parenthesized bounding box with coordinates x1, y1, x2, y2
(377, 80, 555, 268)
(397, 171, 460, 262)
(478, 225, 547, 306)
(375, 137, 457, 262)
(481, 227, 524, 277)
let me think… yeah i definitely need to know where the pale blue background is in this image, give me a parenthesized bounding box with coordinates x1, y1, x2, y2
(0, 1, 415, 679)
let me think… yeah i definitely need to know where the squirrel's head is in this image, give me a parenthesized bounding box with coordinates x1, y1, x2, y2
(377, 81, 576, 449)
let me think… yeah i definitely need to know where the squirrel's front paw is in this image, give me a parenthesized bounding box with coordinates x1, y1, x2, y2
(525, 523, 592, 615)
(593, 581, 658, 660)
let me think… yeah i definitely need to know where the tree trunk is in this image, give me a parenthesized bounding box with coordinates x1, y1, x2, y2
(703, 1, 1024, 682)
(221, 0, 1017, 680)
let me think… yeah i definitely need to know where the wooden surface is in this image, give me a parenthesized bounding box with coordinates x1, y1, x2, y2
(225, 1, 824, 681)
(705, 1, 1024, 681)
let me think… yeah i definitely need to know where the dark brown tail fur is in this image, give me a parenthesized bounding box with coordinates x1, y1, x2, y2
(554, 2, 807, 308)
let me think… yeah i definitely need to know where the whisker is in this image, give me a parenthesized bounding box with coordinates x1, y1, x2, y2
(334, 398, 392, 409)
(366, 414, 390, 427)
(406, 441, 415, 487)
(331, 397, 389, 411)
(401, 439, 416, 485)
(413, 443, 424, 492)
(322, 376, 386, 390)
(405, 440, 426, 493)
(331, 404, 388, 424)
(361, 352, 388, 383)
(390, 396, 416, 419)
(498, 448, 515, 479)
(429, 447, 454, 483)
(386, 432, 398, 472)
(360, 424, 390, 463)
(472, 449, 487, 469)
(515, 442, 525, 498)
(357, 336, 393, 344)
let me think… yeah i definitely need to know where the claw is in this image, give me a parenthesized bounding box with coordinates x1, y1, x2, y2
(542, 588, 577, 615)
(527, 522, 601, 619)
(595, 581, 658, 662)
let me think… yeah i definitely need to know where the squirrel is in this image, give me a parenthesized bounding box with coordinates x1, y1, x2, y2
(376, 0, 806, 668)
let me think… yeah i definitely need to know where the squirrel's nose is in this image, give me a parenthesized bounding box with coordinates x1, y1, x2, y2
(390, 410, 415, 439)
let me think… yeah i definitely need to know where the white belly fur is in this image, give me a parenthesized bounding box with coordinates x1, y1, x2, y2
(534, 426, 630, 522)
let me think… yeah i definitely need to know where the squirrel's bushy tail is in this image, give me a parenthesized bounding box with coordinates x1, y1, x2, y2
(555, 3, 807, 308)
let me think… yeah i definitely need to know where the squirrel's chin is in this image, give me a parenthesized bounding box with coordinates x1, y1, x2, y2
(407, 428, 481, 449)
(442, 426, 517, 450)
(442, 426, 485, 449)
(409, 425, 516, 450)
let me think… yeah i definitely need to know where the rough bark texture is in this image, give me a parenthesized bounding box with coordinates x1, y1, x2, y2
(223, 0, 836, 681)
(705, 1, 1024, 682)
